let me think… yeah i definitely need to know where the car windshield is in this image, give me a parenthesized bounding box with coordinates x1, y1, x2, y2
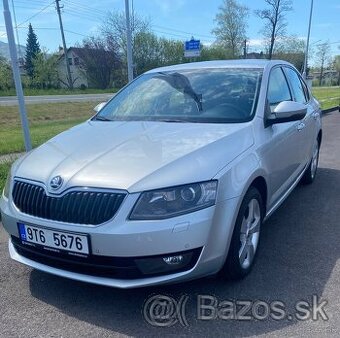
(94, 68, 263, 123)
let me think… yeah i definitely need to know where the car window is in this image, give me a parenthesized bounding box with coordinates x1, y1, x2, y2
(267, 67, 292, 109)
(284, 67, 307, 104)
(94, 68, 263, 124)
(300, 76, 310, 101)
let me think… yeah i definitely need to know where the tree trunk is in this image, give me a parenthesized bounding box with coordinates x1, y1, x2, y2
(319, 64, 324, 86)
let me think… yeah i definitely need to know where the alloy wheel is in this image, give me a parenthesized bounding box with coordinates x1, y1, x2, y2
(239, 198, 261, 269)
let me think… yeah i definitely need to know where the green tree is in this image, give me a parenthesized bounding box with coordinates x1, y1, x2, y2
(274, 36, 305, 71)
(315, 42, 331, 86)
(101, 10, 150, 82)
(333, 55, 340, 86)
(24, 23, 41, 80)
(0, 56, 13, 90)
(255, 0, 292, 60)
(212, 0, 249, 58)
(159, 38, 185, 65)
(200, 44, 234, 60)
(77, 37, 120, 89)
(32, 51, 58, 89)
(133, 32, 162, 75)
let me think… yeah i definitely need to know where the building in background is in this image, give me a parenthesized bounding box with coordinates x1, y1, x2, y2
(57, 47, 89, 88)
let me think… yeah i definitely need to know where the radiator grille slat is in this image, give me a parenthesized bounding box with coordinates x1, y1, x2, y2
(12, 181, 126, 225)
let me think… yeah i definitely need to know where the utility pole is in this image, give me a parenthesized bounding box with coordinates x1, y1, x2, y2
(302, 0, 314, 80)
(243, 39, 247, 59)
(3, 0, 31, 151)
(125, 0, 133, 82)
(55, 0, 73, 89)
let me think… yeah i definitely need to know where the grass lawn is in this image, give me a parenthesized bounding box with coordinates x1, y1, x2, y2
(312, 86, 340, 110)
(0, 86, 338, 157)
(0, 162, 11, 193)
(0, 88, 116, 96)
(0, 102, 94, 155)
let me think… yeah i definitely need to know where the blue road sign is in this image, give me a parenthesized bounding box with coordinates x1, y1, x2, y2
(185, 39, 200, 51)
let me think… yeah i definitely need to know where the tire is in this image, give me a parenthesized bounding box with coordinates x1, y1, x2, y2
(220, 187, 264, 280)
(301, 139, 320, 185)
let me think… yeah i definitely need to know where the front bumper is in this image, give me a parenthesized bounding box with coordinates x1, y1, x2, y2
(1, 194, 240, 288)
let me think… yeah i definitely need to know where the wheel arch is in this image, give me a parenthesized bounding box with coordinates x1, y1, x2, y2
(249, 176, 268, 215)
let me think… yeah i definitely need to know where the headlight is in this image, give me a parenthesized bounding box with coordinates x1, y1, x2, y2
(2, 171, 11, 199)
(130, 181, 218, 220)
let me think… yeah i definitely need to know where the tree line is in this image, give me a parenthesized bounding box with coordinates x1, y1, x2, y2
(0, 0, 339, 91)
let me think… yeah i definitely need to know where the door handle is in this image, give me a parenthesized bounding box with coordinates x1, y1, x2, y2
(312, 112, 319, 120)
(297, 122, 305, 131)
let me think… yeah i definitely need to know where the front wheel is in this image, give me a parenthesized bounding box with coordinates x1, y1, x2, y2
(220, 187, 263, 280)
(301, 140, 320, 185)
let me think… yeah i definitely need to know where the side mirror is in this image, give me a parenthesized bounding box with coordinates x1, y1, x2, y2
(93, 102, 107, 113)
(266, 101, 307, 127)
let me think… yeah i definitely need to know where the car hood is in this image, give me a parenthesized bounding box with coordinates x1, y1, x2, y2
(14, 120, 254, 193)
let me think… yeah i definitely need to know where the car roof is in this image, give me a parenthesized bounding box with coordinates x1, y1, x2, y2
(145, 59, 292, 73)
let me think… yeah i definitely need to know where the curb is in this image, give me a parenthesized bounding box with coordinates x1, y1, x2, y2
(322, 106, 339, 114)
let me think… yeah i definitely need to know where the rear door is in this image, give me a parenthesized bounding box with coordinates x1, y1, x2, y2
(283, 66, 317, 165)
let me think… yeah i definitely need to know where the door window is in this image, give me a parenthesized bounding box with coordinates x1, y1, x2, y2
(284, 67, 308, 104)
(267, 67, 292, 111)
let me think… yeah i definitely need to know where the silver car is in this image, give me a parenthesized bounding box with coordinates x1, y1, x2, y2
(0, 60, 322, 288)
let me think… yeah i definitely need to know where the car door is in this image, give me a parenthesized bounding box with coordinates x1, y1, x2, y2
(262, 66, 304, 207)
(283, 66, 317, 165)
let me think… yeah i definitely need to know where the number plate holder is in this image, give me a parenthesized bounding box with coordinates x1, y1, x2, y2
(17, 222, 90, 256)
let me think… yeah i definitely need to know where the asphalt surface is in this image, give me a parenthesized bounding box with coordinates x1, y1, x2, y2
(0, 93, 113, 106)
(1, 111, 340, 337)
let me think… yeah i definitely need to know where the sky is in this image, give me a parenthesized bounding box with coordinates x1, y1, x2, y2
(0, 0, 339, 63)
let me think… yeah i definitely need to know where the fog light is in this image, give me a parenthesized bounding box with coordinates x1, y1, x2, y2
(163, 255, 184, 265)
(134, 248, 202, 275)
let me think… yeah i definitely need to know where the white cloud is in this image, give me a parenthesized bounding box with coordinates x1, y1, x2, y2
(151, 0, 185, 14)
(248, 38, 265, 47)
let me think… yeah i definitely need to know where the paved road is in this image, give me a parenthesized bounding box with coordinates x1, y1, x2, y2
(0, 93, 113, 106)
(1, 111, 340, 337)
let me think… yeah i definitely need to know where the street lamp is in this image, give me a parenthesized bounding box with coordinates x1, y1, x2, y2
(3, 0, 31, 151)
(302, 0, 314, 80)
(125, 0, 133, 83)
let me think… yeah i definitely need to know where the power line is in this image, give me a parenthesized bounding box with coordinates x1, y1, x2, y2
(0, 0, 54, 38)
(67, 0, 107, 15)
(152, 24, 215, 40)
(16, 1, 55, 28)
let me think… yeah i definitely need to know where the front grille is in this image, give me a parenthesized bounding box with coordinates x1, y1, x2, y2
(12, 180, 126, 225)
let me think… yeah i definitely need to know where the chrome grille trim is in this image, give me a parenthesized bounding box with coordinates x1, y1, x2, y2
(12, 179, 127, 225)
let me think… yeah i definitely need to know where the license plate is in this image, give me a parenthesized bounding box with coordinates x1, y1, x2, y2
(18, 223, 89, 255)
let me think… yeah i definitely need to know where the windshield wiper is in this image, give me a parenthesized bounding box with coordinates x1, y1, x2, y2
(93, 115, 112, 121)
(155, 72, 203, 112)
